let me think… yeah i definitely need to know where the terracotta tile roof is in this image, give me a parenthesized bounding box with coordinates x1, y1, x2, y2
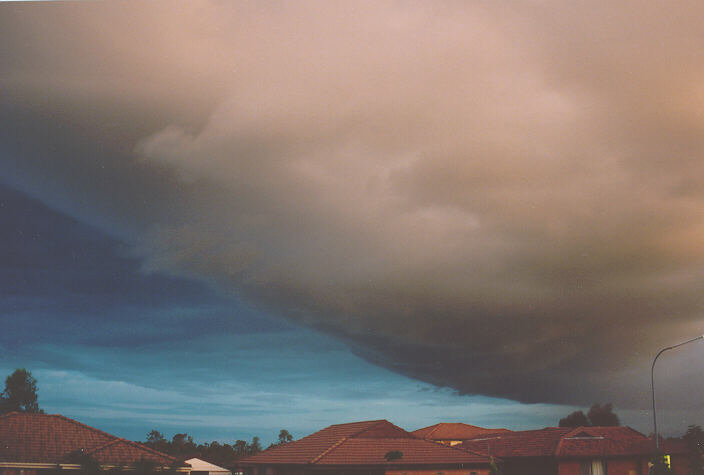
(86, 438, 178, 466)
(413, 423, 511, 441)
(240, 420, 491, 467)
(0, 412, 181, 468)
(461, 426, 666, 459)
(461, 427, 571, 458)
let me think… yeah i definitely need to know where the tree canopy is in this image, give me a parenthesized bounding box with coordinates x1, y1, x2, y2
(277, 429, 293, 445)
(559, 403, 620, 427)
(0, 368, 41, 414)
(142, 431, 269, 468)
(559, 410, 590, 428)
(268, 429, 293, 449)
(587, 403, 620, 426)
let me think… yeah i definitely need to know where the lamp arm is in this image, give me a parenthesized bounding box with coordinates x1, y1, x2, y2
(651, 335, 704, 451)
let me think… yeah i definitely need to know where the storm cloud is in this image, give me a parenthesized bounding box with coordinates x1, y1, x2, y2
(2, 1, 704, 408)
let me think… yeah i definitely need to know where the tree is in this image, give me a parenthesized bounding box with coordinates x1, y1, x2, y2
(248, 436, 262, 455)
(146, 430, 166, 444)
(277, 429, 293, 445)
(587, 403, 620, 426)
(558, 403, 620, 427)
(139, 429, 272, 464)
(144, 430, 168, 453)
(171, 433, 196, 455)
(233, 440, 249, 458)
(0, 368, 41, 414)
(269, 429, 294, 448)
(559, 410, 590, 428)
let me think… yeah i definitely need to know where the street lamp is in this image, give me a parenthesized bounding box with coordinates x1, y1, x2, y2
(651, 334, 704, 450)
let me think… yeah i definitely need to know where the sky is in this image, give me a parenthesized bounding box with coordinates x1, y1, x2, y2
(2, 0, 704, 443)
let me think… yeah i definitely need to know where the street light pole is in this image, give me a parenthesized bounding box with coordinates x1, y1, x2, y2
(651, 334, 704, 451)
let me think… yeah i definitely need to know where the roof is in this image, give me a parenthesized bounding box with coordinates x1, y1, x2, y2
(240, 420, 491, 467)
(184, 458, 232, 473)
(462, 427, 571, 458)
(0, 412, 181, 467)
(461, 426, 669, 459)
(413, 423, 511, 441)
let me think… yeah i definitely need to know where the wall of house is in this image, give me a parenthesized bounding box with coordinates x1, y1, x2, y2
(604, 458, 640, 475)
(386, 470, 488, 475)
(1, 470, 37, 475)
(246, 468, 384, 475)
(245, 467, 488, 475)
(503, 458, 558, 475)
(670, 454, 691, 475)
(557, 460, 580, 475)
(559, 458, 644, 475)
(559, 457, 690, 475)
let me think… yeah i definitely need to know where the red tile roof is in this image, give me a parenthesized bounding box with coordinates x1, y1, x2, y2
(413, 423, 511, 441)
(315, 438, 489, 465)
(0, 412, 181, 468)
(240, 420, 491, 468)
(461, 427, 570, 458)
(86, 438, 178, 466)
(461, 426, 667, 459)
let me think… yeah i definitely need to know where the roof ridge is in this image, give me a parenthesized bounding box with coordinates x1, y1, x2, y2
(425, 424, 442, 439)
(84, 437, 122, 455)
(73, 429, 177, 464)
(111, 438, 179, 463)
(348, 419, 392, 438)
(328, 419, 386, 428)
(467, 427, 559, 440)
(310, 436, 349, 464)
(52, 414, 120, 443)
(457, 422, 483, 429)
(555, 432, 567, 456)
(1, 413, 124, 450)
(440, 439, 492, 460)
(564, 426, 607, 439)
(620, 426, 647, 438)
(308, 420, 393, 464)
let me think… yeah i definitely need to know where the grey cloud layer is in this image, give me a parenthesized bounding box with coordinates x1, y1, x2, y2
(3, 1, 704, 407)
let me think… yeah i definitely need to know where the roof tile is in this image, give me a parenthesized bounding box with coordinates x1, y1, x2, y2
(461, 426, 667, 459)
(241, 420, 491, 467)
(0, 412, 180, 467)
(413, 423, 511, 441)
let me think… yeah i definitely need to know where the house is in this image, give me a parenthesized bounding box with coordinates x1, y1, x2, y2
(459, 425, 689, 475)
(238, 419, 495, 475)
(0, 412, 189, 475)
(185, 458, 231, 475)
(412, 423, 511, 446)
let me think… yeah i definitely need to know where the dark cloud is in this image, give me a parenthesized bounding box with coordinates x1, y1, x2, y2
(2, 1, 704, 410)
(0, 184, 290, 349)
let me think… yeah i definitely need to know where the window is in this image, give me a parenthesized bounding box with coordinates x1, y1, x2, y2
(580, 460, 605, 475)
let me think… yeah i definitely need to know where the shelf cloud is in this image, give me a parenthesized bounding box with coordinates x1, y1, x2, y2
(3, 1, 704, 408)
